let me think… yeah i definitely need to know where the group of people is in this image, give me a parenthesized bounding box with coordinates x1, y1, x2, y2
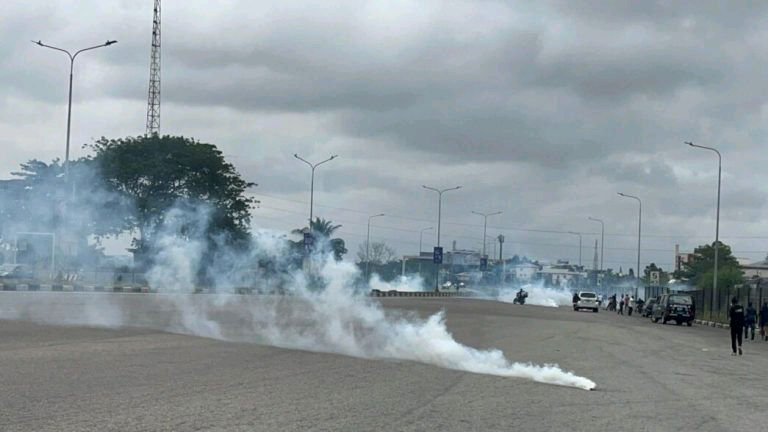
(729, 298, 768, 356)
(607, 294, 639, 316)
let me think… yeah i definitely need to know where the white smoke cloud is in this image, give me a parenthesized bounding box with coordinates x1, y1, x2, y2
(0, 198, 596, 391)
(369, 273, 426, 292)
(497, 281, 574, 307)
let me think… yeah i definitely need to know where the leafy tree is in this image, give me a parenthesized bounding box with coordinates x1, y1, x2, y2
(357, 241, 397, 264)
(84, 135, 258, 263)
(675, 241, 744, 290)
(83, 134, 256, 267)
(291, 217, 347, 261)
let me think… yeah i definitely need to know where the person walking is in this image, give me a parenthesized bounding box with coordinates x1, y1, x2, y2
(729, 297, 745, 356)
(745, 301, 757, 341)
(618, 295, 625, 315)
(760, 301, 768, 341)
(628, 296, 635, 316)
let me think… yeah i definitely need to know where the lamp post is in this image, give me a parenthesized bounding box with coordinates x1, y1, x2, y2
(419, 227, 433, 253)
(366, 213, 385, 279)
(618, 192, 642, 298)
(471, 210, 502, 257)
(567, 231, 583, 267)
(32, 40, 118, 184)
(294, 154, 338, 231)
(588, 217, 604, 271)
(423, 185, 462, 291)
(685, 141, 721, 321)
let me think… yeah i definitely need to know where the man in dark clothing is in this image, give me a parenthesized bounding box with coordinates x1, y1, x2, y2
(760, 301, 768, 341)
(729, 297, 745, 356)
(745, 302, 757, 340)
(618, 296, 624, 315)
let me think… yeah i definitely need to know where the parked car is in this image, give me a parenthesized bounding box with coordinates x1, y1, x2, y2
(574, 291, 599, 313)
(651, 293, 695, 326)
(642, 298, 657, 317)
(0, 264, 34, 280)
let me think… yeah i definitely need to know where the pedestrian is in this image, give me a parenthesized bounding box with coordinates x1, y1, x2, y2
(760, 301, 768, 341)
(628, 296, 634, 316)
(745, 301, 757, 341)
(618, 295, 624, 315)
(729, 297, 745, 356)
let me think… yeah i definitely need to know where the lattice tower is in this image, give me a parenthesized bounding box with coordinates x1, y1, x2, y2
(146, 0, 161, 135)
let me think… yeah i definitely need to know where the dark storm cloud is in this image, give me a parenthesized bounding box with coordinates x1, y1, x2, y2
(530, 46, 730, 102)
(549, 0, 768, 30)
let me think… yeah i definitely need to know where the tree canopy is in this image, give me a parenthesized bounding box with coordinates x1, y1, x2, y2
(357, 241, 397, 265)
(291, 217, 347, 261)
(85, 135, 258, 253)
(675, 241, 744, 290)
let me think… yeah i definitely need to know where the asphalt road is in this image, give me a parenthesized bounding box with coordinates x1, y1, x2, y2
(1, 293, 766, 431)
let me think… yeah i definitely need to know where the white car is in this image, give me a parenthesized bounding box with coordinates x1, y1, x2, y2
(574, 291, 599, 313)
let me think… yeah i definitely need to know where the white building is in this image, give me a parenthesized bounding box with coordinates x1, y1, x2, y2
(509, 262, 539, 283)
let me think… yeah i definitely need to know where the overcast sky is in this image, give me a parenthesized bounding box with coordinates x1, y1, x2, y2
(3, 0, 768, 273)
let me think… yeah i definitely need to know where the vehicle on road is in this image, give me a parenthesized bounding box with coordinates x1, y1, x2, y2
(513, 289, 528, 305)
(651, 293, 695, 326)
(642, 298, 657, 317)
(0, 264, 34, 280)
(574, 291, 599, 312)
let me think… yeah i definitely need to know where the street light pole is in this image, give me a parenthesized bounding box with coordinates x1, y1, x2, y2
(685, 141, 721, 321)
(471, 210, 502, 257)
(32, 40, 118, 184)
(618, 192, 642, 298)
(567, 231, 583, 267)
(588, 217, 604, 271)
(422, 186, 462, 249)
(294, 154, 338, 231)
(419, 227, 433, 253)
(366, 213, 385, 279)
(423, 185, 462, 291)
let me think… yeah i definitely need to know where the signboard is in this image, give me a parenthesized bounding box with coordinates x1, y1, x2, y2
(480, 256, 488, 271)
(433, 246, 443, 264)
(650, 271, 660, 286)
(303, 232, 314, 249)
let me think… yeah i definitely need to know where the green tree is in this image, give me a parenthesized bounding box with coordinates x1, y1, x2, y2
(676, 241, 744, 290)
(291, 217, 347, 261)
(85, 135, 258, 265)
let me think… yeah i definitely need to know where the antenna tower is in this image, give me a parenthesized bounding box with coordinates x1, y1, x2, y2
(146, 0, 161, 135)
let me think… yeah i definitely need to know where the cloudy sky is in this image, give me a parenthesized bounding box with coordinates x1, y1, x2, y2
(3, 0, 768, 273)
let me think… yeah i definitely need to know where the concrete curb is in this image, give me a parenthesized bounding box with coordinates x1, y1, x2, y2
(369, 289, 462, 297)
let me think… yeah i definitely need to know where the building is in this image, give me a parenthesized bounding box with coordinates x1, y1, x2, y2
(741, 259, 768, 279)
(508, 262, 539, 283)
(675, 244, 694, 272)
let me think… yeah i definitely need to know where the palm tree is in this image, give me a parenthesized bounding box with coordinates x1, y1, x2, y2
(291, 217, 347, 261)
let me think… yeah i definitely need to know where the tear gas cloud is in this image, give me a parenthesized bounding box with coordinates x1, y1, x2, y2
(0, 165, 595, 391)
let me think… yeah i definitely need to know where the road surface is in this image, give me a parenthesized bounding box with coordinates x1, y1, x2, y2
(1, 293, 766, 431)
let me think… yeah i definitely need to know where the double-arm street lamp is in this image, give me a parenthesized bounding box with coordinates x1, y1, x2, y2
(423, 185, 461, 291)
(32, 40, 118, 184)
(366, 213, 385, 278)
(471, 210, 502, 257)
(567, 231, 583, 267)
(422, 185, 462, 249)
(294, 154, 338, 231)
(587, 217, 604, 271)
(618, 192, 642, 297)
(685, 141, 722, 320)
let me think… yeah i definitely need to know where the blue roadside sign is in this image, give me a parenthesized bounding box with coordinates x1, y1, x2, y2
(433, 246, 443, 264)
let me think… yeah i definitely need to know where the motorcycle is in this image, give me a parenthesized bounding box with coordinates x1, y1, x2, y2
(513, 290, 528, 305)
